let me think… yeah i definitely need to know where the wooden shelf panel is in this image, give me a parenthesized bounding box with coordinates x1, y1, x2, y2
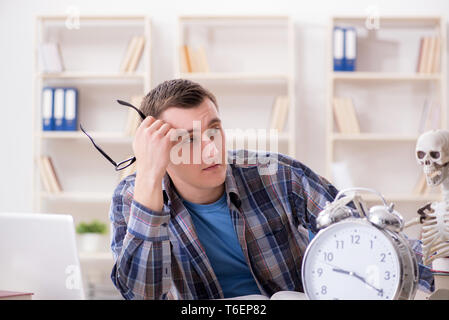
(331, 72, 441, 81)
(40, 131, 133, 141)
(178, 72, 291, 81)
(41, 191, 113, 203)
(362, 192, 441, 202)
(331, 133, 420, 142)
(38, 72, 146, 80)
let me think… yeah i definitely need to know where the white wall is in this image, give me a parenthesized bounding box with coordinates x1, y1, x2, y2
(0, 0, 448, 212)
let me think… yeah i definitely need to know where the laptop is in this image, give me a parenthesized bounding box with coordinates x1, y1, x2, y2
(0, 212, 85, 299)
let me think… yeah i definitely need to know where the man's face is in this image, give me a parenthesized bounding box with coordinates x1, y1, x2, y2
(160, 98, 227, 191)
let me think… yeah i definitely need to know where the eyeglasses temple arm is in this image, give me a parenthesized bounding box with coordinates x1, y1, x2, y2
(79, 124, 118, 167)
(117, 99, 146, 120)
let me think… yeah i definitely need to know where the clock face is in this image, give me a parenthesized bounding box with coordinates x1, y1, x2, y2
(302, 220, 401, 300)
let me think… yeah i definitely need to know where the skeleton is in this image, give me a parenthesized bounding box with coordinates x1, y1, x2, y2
(405, 129, 449, 266)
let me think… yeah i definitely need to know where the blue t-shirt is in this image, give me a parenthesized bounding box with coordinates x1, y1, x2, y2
(183, 192, 261, 298)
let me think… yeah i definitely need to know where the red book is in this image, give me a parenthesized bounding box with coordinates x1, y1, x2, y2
(0, 290, 33, 300)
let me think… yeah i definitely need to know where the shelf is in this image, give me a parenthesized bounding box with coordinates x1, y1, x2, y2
(38, 72, 146, 80)
(38, 14, 147, 21)
(331, 72, 441, 81)
(40, 131, 133, 142)
(178, 72, 291, 81)
(226, 131, 289, 140)
(41, 191, 113, 203)
(331, 133, 420, 142)
(361, 192, 441, 203)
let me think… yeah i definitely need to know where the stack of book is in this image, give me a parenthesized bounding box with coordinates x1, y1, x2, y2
(417, 36, 441, 74)
(42, 87, 78, 131)
(333, 97, 360, 134)
(120, 36, 146, 73)
(180, 45, 210, 73)
(269, 96, 289, 132)
(38, 156, 62, 193)
(333, 27, 357, 71)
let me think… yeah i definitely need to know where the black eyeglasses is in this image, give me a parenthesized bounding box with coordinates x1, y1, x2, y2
(80, 99, 146, 171)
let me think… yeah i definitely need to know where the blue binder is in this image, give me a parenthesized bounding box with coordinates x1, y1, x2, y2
(344, 27, 357, 71)
(53, 88, 65, 131)
(63, 88, 78, 131)
(333, 27, 345, 71)
(42, 87, 54, 131)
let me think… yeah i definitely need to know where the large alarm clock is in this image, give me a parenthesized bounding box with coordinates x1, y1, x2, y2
(301, 188, 419, 300)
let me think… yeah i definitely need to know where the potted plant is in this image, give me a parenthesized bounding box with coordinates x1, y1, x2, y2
(76, 220, 108, 253)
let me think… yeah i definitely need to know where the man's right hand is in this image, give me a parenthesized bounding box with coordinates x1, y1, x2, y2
(132, 116, 176, 212)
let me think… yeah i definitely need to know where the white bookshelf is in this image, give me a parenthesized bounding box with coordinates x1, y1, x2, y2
(175, 15, 296, 158)
(326, 16, 447, 238)
(32, 15, 152, 261)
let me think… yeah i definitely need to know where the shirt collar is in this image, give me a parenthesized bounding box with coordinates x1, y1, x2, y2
(161, 164, 242, 209)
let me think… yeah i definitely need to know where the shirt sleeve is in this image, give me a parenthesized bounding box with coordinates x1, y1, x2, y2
(290, 162, 339, 235)
(109, 177, 172, 299)
(406, 236, 435, 293)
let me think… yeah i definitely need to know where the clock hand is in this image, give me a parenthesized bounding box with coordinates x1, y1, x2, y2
(328, 264, 383, 294)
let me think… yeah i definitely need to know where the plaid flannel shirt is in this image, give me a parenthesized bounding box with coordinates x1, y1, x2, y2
(109, 149, 434, 299)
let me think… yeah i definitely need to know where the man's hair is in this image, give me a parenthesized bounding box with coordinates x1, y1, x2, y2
(140, 79, 218, 118)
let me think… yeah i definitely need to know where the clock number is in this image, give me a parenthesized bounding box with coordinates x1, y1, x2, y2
(377, 289, 384, 297)
(351, 235, 360, 245)
(380, 253, 386, 263)
(370, 240, 374, 249)
(384, 271, 391, 280)
(336, 240, 344, 249)
(317, 268, 323, 277)
(324, 252, 334, 262)
(321, 285, 327, 295)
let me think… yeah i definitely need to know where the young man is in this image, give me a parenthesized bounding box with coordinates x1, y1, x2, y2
(109, 79, 433, 300)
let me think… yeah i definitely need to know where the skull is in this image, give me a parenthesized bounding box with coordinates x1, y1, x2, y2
(415, 129, 449, 186)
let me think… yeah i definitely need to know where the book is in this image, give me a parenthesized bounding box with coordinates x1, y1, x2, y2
(417, 36, 440, 74)
(0, 291, 33, 300)
(127, 36, 145, 72)
(344, 97, 360, 133)
(180, 45, 192, 72)
(416, 37, 424, 73)
(269, 96, 288, 131)
(196, 46, 210, 73)
(344, 27, 357, 71)
(53, 88, 65, 131)
(39, 156, 62, 193)
(180, 45, 210, 73)
(38, 156, 52, 193)
(42, 87, 54, 131)
(39, 42, 64, 73)
(186, 46, 199, 72)
(64, 88, 78, 131)
(333, 27, 344, 71)
(432, 37, 441, 73)
(333, 97, 360, 134)
(120, 36, 139, 72)
(223, 291, 307, 300)
(41, 87, 78, 131)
